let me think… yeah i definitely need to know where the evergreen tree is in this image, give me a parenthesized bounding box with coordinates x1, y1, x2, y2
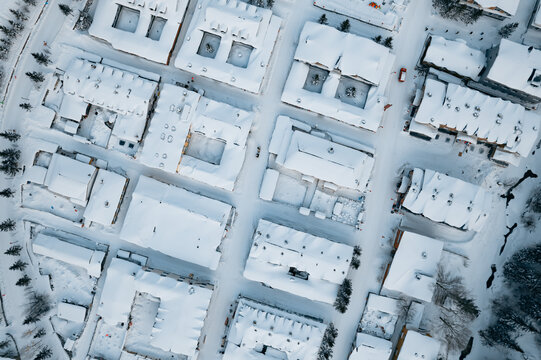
(4, 245, 22, 256)
(16, 274, 31, 286)
(34, 346, 52, 360)
(0, 219, 16, 232)
(24, 293, 52, 325)
(0, 161, 21, 176)
(351, 257, 360, 269)
(0, 44, 9, 60)
(0, 188, 15, 197)
(25, 71, 45, 83)
(0, 131, 20, 142)
(31, 52, 50, 66)
(9, 259, 27, 271)
(10, 9, 28, 22)
(0, 148, 20, 159)
(383, 37, 393, 49)
(0, 339, 9, 349)
(373, 35, 382, 43)
(499, 22, 518, 39)
(318, 14, 328, 25)
(334, 278, 352, 313)
(266, 0, 275, 8)
(58, 4, 72, 15)
(22, 0, 37, 6)
(8, 20, 25, 34)
(353, 245, 361, 256)
(339, 19, 350, 32)
(0, 25, 17, 37)
(318, 323, 338, 360)
(19, 102, 32, 111)
(432, 0, 482, 24)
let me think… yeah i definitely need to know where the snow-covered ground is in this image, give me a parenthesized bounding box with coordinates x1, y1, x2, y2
(0, 0, 540, 359)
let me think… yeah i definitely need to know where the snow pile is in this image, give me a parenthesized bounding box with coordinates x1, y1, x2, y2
(399, 168, 491, 232)
(349, 333, 392, 360)
(84, 169, 128, 227)
(382, 232, 443, 302)
(359, 294, 400, 340)
(486, 39, 541, 101)
(43, 153, 97, 206)
(243, 219, 353, 304)
(174, 0, 282, 93)
(461, 0, 519, 17)
(119, 176, 232, 269)
(268, 116, 374, 191)
(313, 0, 405, 31)
(281, 22, 395, 131)
(97, 258, 212, 358)
(139, 84, 253, 190)
(32, 233, 106, 278)
(413, 78, 540, 162)
(396, 330, 440, 360)
(224, 298, 325, 360)
(423, 36, 486, 80)
(89, 0, 189, 64)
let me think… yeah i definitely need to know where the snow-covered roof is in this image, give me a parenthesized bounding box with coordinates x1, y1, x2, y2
(139, 84, 253, 190)
(59, 95, 89, 122)
(57, 302, 87, 323)
(401, 168, 491, 232)
(487, 40, 541, 100)
(313, 0, 403, 31)
(43, 153, 97, 205)
(89, 0, 189, 64)
(382, 232, 443, 302)
(282, 22, 395, 131)
(32, 233, 105, 278)
(349, 333, 392, 360)
(269, 116, 374, 191)
(396, 330, 440, 360)
(533, 1, 541, 29)
(120, 176, 232, 270)
(462, 0, 520, 16)
(360, 294, 400, 340)
(423, 36, 486, 80)
(63, 59, 157, 117)
(243, 219, 353, 304)
(175, 0, 281, 93)
(223, 298, 325, 360)
(414, 78, 540, 159)
(84, 169, 127, 226)
(98, 258, 212, 357)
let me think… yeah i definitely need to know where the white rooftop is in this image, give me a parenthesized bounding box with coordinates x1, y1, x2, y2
(223, 298, 325, 360)
(98, 258, 212, 357)
(84, 169, 127, 226)
(423, 36, 486, 80)
(32, 233, 105, 278)
(465, 0, 520, 16)
(487, 40, 541, 100)
(397, 330, 441, 360)
(243, 219, 353, 304)
(414, 78, 540, 159)
(57, 302, 87, 323)
(43, 153, 97, 205)
(139, 84, 253, 190)
(89, 0, 189, 64)
(401, 168, 491, 232)
(382, 232, 443, 302)
(349, 333, 392, 360)
(269, 116, 375, 191)
(360, 293, 400, 340)
(282, 22, 395, 131)
(120, 176, 232, 269)
(175, 0, 282, 93)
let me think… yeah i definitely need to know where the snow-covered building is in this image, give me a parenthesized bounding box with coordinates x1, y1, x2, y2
(97, 258, 212, 359)
(397, 168, 491, 232)
(422, 36, 486, 80)
(52, 59, 158, 155)
(174, 0, 281, 93)
(84, 169, 129, 226)
(243, 219, 353, 304)
(360, 294, 400, 340)
(348, 333, 392, 360)
(89, 0, 189, 64)
(395, 330, 441, 360)
(57, 302, 87, 323)
(139, 84, 253, 190)
(260, 116, 374, 226)
(223, 298, 325, 360)
(531, 0, 541, 30)
(313, 0, 407, 31)
(120, 176, 232, 269)
(32, 233, 106, 278)
(459, 0, 520, 18)
(382, 232, 443, 302)
(281, 22, 395, 132)
(410, 78, 540, 166)
(485, 40, 541, 104)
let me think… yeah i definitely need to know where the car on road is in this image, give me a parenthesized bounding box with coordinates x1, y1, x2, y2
(399, 67, 407, 82)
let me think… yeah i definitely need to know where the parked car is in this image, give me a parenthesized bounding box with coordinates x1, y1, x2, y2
(399, 67, 407, 82)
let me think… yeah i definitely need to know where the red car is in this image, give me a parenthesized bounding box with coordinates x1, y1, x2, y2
(399, 67, 407, 82)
